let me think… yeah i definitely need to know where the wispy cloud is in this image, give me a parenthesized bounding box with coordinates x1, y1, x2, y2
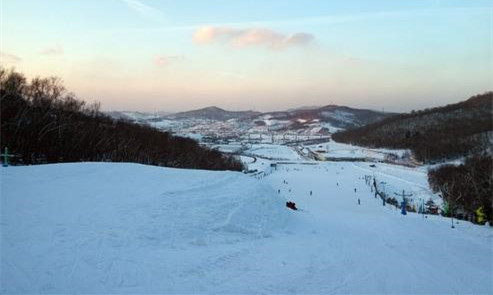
(121, 0, 164, 21)
(154, 55, 184, 67)
(0, 51, 22, 64)
(40, 45, 64, 55)
(193, 26, 314, 50)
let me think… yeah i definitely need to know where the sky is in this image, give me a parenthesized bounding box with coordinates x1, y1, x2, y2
(1, 0, 492, 112)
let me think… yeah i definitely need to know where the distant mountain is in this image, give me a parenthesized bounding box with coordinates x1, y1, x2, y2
(332, 92, 493, 162)
(107, 104, 396, 136)
(106, 111, 163, 122)
(261, 105, 396, 130)
(285, 105, 322, 112)
(165, 106, 262, 121)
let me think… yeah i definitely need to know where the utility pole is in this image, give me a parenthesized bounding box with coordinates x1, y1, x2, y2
(394, 190, 413, 215)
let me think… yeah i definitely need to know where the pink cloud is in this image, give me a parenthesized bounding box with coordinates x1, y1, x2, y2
(193, 26, 314, 50)
(154, 55, 184, 67)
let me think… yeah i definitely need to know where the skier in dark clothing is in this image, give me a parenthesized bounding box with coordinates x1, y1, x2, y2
(286, 201, 298, 210)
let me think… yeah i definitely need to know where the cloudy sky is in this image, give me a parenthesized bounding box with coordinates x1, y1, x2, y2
(1, 0, 492, 112)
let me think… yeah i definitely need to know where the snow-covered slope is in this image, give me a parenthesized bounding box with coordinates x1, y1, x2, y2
(1, 163, 288, 294)
(1, 160, 492, 294)
(262, 162, 493, 294)
(245, 144, 303, 161)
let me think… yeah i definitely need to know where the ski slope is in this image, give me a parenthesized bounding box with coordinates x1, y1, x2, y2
(1, 159, 492, 294)
(306, 140, 408, 161)
(1, 163, 288, 294)
(246, 144, 303, 160)
(264, 162, 492, 294)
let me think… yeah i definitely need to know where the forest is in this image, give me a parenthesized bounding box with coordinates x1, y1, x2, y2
(332, 92, 492, 163)
(428, 153, 492, 225)
(0, 68, 244, 171)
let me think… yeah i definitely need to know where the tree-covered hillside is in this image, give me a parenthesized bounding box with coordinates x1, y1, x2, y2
(0, 68, 244, 171)
(332, 92, 492, 163)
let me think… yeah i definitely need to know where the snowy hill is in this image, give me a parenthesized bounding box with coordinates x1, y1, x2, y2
(165, 106, 261, 121)
(1, 161, 492, 294)
(262, 104, 395, 130)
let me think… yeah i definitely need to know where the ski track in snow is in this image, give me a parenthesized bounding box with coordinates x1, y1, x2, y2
(1, 150, 492, 294)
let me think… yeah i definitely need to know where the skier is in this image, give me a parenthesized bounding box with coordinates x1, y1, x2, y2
(401, 199, 407, 215)
(310, 190, 312, 196)
(358, 198, 361, 205)
(354, 188, 357, 193)
(286, 201, 298, 210)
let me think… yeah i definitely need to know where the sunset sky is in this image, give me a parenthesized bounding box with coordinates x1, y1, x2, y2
(1, 0, 492, 112)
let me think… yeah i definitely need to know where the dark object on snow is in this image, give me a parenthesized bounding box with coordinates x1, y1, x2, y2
(401, 199, 407, 215)
(358, 198, 361, 205)
(286, 201, 298, 210)
(369, 164, 376, 168)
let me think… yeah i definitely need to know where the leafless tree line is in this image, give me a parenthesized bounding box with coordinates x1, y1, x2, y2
(0, 68, 244, 171)
(428, 154, 492, 225)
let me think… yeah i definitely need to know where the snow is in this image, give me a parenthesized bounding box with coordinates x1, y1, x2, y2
(211, 143, 243, 153)
(261, 162, 492, 294)
(307, 140, 409, 161)
(1, 163, 288, 294)
(245, 144, 303, 161)
(321, 110, 355, 123)
(2, 152, 492, 294)
(180, 133, 204, 141)
(320, 122, 343, 133)
(150, 119, 177, 129)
